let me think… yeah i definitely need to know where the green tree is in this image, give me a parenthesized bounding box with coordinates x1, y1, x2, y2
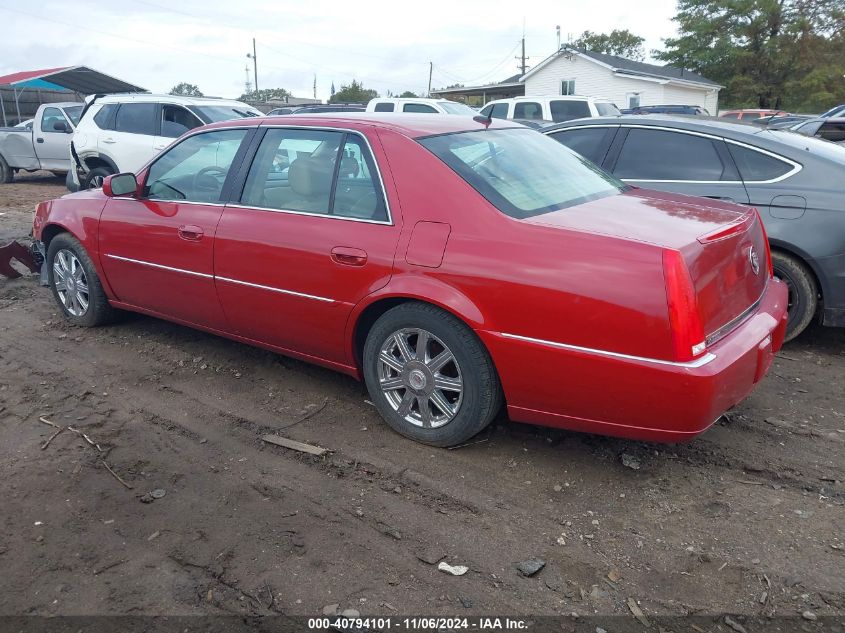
(330, 80, 379, 103)
(169, 82, 203, 97)
(239, 88, 292, 102)
(399, 90, 419, 97)
(655, 0, 845, 110)
(572, 29, 646, 61)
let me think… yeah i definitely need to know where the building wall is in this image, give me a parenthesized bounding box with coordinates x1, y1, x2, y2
(523, 53, 718, 111)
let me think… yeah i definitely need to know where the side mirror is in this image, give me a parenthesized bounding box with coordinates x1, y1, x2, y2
(103, 173, 138, 197)
(52, 120, 68, 132)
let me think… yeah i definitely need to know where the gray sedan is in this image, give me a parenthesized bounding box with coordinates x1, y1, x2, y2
(544, 115, 845, 340)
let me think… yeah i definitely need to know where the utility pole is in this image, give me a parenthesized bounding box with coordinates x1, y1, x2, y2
(246, 38, 258, 96)
(427, 61, 433, 97)
(313, 74, 317, 100)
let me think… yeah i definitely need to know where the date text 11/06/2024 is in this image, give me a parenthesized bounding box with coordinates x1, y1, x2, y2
(307, 617, 530, 630)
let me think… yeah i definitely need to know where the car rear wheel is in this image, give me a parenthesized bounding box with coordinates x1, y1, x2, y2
(84, 166, 113, 190)
(0, 154, 13, 183)
(47, 233, 117, 327)
(363, 302, 502, 447)
(772, 251, 817, 341)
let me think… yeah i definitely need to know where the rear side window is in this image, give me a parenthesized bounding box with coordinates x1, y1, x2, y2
(548, 127, 615, 165)
(727, 144, 793, 181)
(613, 129, 727, 181)
(721, 112, 740, 119)
(160, 105, 203, 138)
(373, 102, 394, 112)
(404, 103, 438, 113)
(549, 100, 590, 122)
(115, 103, 157, 135)
(514, 102, 542, 119)
(93, 104, 118, 130)
(819, 121, 845, 142)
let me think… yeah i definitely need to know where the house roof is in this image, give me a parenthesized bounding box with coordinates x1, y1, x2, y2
(431, 74, 524, 97)
(0, 66, 145, 94)
(521, 48, 721, 89)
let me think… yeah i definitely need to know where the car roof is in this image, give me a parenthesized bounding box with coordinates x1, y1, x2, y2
(201, 112, 522, 138)
(95, 93, 251, 106)
(487, 96, 609, 103)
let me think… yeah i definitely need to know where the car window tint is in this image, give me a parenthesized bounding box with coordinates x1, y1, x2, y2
(548, 127, 614, 165)
(489, 103, 509, 119)
(241, 128, 342, 216)
(514, 102, 542, 119)
(421, 128, 624, 219)
(41, 107, 67, 132)
(403, 103, 438, 113)
(333, 135, 388, 221)
(115, 103, 157, 135)
(614, 129, 727, 181)
(549, 100, 591, 122)
(726, 144, 792, 181)
(93, 104, 118, 130)
(374, 102, 394, 112)
(819, 122, 845, 142)
(144, 129, 247, 202)
(160, 105, 202, 138)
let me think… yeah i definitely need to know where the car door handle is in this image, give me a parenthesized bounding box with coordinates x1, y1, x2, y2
(36, 137, 44, 143)
(704, 195, 736, 202)
(331, 246, 367, 266)
(153, 144, 167, 151)
(178, 225, 204, 241)
(102, 138, 116, 144)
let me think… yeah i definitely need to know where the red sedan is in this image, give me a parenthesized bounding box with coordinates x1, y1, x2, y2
(32, 114, 788, 447)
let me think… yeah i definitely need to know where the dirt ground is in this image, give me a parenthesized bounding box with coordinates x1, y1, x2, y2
(1, 173, 843, 627)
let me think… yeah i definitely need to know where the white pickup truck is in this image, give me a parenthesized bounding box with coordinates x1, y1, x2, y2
(0, 102, 83, 183)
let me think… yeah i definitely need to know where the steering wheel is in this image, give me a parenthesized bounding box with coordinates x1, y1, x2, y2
(193, 166, 228, 192)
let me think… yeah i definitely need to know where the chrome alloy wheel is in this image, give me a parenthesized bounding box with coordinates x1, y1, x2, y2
(53, 249, 89, 316)
(377, 328, 463, 429)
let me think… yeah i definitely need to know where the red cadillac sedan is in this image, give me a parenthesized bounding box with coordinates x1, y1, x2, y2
(32, 114, 788, 447)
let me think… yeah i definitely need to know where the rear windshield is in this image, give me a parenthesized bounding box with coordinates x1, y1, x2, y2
(419, 128, 625, 219)
(188, 105, 262, 123)
(63, 106, 83, 126)
(595, 102, 621, 116)
(439, 102, 476, 115)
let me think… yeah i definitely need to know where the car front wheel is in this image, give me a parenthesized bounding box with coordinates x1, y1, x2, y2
(47, 233, 117, 327)
(363, 302, 502, 447)
(84, 166, 113, 190)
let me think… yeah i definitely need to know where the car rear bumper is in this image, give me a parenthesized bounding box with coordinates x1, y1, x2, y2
(479, 278, 789, 442)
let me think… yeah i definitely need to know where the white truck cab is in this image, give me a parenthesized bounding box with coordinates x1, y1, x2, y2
(366, 98, 476, 115)
(479, 96, 620, 123)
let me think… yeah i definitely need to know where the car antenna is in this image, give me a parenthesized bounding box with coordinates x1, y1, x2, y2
(473, 111, 492, 129)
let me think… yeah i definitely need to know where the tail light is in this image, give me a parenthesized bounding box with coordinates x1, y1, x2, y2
(755, 209, 774, 278)
(663, 249, 706, 361)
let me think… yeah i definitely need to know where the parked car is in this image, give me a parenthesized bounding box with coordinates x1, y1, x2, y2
(720, 109, 787, 120)
(33, 114, 786, 447)
(752, 114, 814, 128)
(545, 115, 845, 339)
(788, 117, 845, 144)
(479, 96, 620, 123)
(68, 93, 261, 190)
(365, 98, 476, 114)
(268, 103, 365, 116)
(820, 104, 845, 118)
(0, 102, 82, 183)
(630, 104, 710, 116)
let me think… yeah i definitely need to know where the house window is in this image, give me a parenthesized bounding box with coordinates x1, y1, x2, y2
(560, 80, 575, 95)
(627, 93, 641, 109)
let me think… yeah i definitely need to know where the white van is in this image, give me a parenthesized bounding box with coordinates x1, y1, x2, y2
(479, 96, 620, 123)
(366, 98, 476, 115)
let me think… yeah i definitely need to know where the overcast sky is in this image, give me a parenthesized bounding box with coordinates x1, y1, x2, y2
(1, 0, 680, 101)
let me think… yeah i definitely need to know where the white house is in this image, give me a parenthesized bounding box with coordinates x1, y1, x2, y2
(520, 47, 722, 113)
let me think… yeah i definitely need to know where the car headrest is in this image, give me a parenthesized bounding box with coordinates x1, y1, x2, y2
(289, 157, 334, 197)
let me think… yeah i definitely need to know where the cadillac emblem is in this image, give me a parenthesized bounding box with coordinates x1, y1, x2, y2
(749, 246, 760, 275)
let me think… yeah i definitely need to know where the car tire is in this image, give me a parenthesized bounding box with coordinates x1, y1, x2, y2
(363, 302, 502, 447)
(0, 154, 13, 183)
(83, 166, 112, 190)
(47, 233, 117, 327)
(772, 251, 817, 342)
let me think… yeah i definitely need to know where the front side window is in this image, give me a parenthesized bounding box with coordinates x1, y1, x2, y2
(549, 100, 590, 122)
(187, 105, 261, 123)
(144, 129, 248, 202)
(549, 127, 615, 165)
(487, 103, 509, 119)
(161, 105, 203, 138)
(614, 129, 727, 181)
(41, 107, 68, 133)
(63, 106, 83, 126)
(726, 144, 792, 181)
(514, 102, 542, 120)
(419, 128, 624, 219)
(240, 128, 388, 221)
(374, 102, 395, 112)
(404, 103, 438, 113)
(115, 103, 157, 135)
